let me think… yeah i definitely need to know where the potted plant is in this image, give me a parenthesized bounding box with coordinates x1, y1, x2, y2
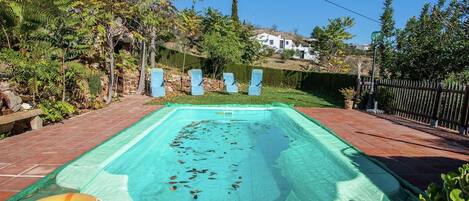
(339, 87, 356, 109)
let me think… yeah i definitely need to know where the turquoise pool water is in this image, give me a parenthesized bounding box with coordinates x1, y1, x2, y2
(18, 105, 417, 201)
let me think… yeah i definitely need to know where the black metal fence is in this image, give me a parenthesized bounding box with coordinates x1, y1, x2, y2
(359, 77, 469, 135)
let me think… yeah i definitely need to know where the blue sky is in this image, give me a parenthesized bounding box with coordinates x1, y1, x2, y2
(174, 0, 439, 44)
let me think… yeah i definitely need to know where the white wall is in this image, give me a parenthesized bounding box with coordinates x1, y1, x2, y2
(255, 32, 318, 61)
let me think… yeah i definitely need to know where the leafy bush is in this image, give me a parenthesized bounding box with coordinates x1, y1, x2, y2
(87, 72, 102, 98)
(339, 87, 355, 100)
(420, 164, 469, 201)
(262, 47, 275, 57)
(38, 101, 76, 123)
(281, 49, 296, 61)
(357, 87, 395, 113)
(444, 71, 469, 85)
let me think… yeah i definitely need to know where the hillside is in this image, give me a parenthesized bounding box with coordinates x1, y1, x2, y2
(162, 42, 373, 75)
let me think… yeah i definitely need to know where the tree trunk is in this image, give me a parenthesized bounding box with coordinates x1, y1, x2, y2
(181, 45, 186, 91)
(106, 36, 115, 104)
(150, 29, 156, 69)
(137, 41, 147, 95)
(1, 24, 11, 49)
(61, 50, 66, 102)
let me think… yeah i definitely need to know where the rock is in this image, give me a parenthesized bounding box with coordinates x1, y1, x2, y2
(0, 82, 9, 92)
(167, 86, 174, 93)
(20, 103, 32, 110)
(1, 90, 22, 112)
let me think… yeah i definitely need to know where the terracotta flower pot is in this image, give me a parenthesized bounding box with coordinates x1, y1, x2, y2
(344, 100, 353, 110)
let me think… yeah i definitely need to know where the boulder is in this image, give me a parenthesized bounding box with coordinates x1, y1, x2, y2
(0, 82, 9, 92)
(21, 103, 32, 110)
(1, 90, 22, 112)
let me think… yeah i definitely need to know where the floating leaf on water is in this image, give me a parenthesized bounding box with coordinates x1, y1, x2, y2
(238, 176, 242, 179)
(186, 168, 197, 173)
(179, 181, 189, 184)
(189, 175, 197, 180)
(232, 184, 240, 190)
(197, 169, 208, 174)
(183, 185, 191, 188)
(168, 181, 177, 185)
(218, 156, 224, 159)
(170, 176, 177, 180)
(209, 172, 217, 176)
(190, 190, 202, 195)
(178, 160, 185, 164)
(193, 194, 198, 199)
(170, 186, 177, 191)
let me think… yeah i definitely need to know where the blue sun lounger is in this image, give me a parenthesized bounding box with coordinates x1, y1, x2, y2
(189, 69, 204, 96)
(248, 69, 263, 96)
(223, 73, 238, 93)
(150, 68, 165, 98)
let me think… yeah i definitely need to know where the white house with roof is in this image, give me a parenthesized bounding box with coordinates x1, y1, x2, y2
(255, 32, 318, 61)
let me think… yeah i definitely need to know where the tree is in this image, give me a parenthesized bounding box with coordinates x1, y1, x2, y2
(135, 0, 176, 94)
(200, 9, 242, 78)
(200, 8, 260, 79)
(178, 8, 202, 89)
(393, 0, 468, 81)
(311, 17, 355, 59)
(379, 0, 396, 78)
(231, 0, 239, 23)
(0, 1, 17, 49)
(70, 0, 135, 104)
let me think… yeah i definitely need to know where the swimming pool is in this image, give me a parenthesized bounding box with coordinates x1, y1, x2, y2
(14, 104, 418, 201)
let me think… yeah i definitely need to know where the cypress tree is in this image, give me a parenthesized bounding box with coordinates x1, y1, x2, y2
(231, 0, 239, 22)
(379, 0, 396, 78)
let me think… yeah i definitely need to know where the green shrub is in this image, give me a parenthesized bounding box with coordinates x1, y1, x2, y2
(444, 71, 469, 85)
(262, 47, 275, 57)
(356, 87, 395, 113)
(39, 101, 76, 123)
(281, 49, 296, 61)
(420, 164, 469, 201)
(339, 87, 356, 100)
(87, 72, 102, 98)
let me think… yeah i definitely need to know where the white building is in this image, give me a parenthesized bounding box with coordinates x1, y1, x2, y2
(255, 32, 318, 61)
(350, 44, 371, 51)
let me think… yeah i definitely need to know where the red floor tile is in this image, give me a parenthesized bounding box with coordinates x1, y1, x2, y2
(0, 177, 39, 191)
(0, 191, 16, 201)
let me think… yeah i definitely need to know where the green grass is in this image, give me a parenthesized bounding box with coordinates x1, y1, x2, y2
(148, 86, 342, 107)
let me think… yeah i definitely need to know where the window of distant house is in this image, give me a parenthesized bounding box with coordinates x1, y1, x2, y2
(286, 41, 289, 45)
(269, 40, 274, 45)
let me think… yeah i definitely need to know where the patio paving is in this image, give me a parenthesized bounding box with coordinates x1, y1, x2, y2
(0, 98, 467, 200)
(0, 96, 160, 200)
(297, 107, 469, 190)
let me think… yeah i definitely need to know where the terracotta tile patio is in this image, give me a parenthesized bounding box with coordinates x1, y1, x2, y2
(0, 96, 160, 200)
(297, 108, 469, 190)
(0, 97, 467, 200)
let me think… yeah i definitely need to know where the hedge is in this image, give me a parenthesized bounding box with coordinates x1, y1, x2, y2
(156, 46, 357, 94)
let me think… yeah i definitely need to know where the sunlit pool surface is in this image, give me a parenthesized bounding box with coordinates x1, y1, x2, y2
(17, 105, 417, 201)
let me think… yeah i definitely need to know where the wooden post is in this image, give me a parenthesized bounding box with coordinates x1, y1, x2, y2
(430, 83, 443, 127)
(354, 76, 362, 109)
(458, 85, 469, 135)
